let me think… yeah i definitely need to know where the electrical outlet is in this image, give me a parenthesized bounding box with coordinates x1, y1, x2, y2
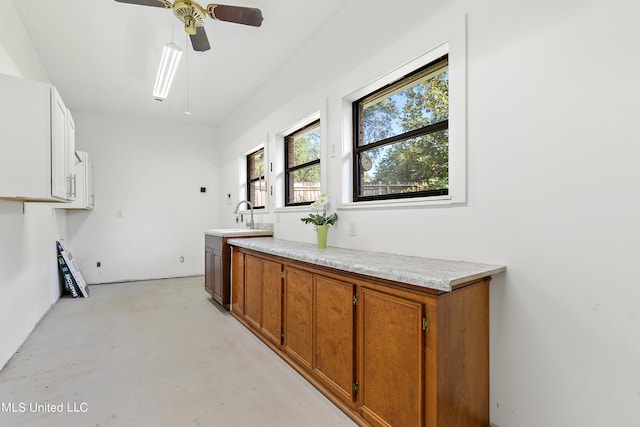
(348, 221, 357, 237)
(180, 256, 184, 263)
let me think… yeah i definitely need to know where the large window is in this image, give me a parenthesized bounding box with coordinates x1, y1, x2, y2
(353, 55, 449, 202)
(246, 148, 266, 209)
(284, 120, 321, 206)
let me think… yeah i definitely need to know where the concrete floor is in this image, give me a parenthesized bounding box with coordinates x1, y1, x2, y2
(0, 276, 357, 427)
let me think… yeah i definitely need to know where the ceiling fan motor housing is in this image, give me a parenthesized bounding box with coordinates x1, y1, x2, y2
(173, 1, 207, 35)
(114, 0, 264, 52)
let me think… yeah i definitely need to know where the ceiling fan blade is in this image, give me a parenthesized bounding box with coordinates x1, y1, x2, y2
(190, 26, 211, 52)
(206, 4, 264, 27)
(113, 0, 171, 8)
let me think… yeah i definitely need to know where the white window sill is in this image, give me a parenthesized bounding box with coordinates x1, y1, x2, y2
(337, 195, 464, 211)
(274, 205, 315, 213)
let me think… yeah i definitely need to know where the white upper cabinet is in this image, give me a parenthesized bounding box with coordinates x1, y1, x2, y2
(65, 151, 94, 210)
(65, 109, 77, 201)
(0, 73, 75, 202)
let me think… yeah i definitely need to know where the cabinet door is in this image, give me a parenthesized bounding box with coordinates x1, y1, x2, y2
(65, 110, 76, 201)
(204, 246, 214, 296)
(261, 258, 283, 345)
(50, 87, 68, 200)
(283, 266, 313, 370)
(60, 151, 95, 210)
(314, 275, 356, 408)
(68, 152, 84, 208)
(244, 254, 262, 330)
(212, 250, 223, 305)
(87, 158, 95, 209)
(358, 287, 425, 427)
(231, 250, 245, 315)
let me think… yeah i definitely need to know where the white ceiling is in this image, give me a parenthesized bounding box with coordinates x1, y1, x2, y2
(13, 0, 349, 126)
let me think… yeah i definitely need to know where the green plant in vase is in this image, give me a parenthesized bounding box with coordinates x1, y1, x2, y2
(300, 193, 338, 248)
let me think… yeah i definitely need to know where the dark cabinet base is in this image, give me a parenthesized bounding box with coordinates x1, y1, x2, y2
(205, 235, 227, 307)
(205, 233, 272, 309)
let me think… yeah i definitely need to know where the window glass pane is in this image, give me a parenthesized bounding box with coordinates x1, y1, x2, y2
(249, 179, 266, 207)
(288, 124, 320, 167)
(288, 164, 321, 204)
(248, 149, 264, 180)
(358, 129, 448, 197)
(360, 65, 448, 146)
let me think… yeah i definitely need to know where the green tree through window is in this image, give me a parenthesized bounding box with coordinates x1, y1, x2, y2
(285, 120, 321, 205)
(354, 55, 449, 201)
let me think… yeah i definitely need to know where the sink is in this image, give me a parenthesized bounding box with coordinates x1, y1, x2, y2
(205, 228, 273, 237)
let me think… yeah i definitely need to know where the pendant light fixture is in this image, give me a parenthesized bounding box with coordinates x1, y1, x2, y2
(153, 27, 182, 101)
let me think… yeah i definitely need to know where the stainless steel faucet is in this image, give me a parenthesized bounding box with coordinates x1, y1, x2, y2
(233, 200, 254, 229)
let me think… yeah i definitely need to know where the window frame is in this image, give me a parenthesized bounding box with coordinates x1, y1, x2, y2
(246, 147, 266, 209)
(352, 55, 449, 203)
(284, 119, 321, 207)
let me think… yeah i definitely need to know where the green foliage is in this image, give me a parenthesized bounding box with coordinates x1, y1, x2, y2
(300, 212, 338, 227)
(361, 67, 449, 191)
(300, 193, 338, 227)
(373, 132, 449, 190)
(292, 136, 320, 183)
(363, 99, 399, 146)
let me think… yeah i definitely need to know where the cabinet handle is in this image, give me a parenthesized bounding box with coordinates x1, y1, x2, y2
(72, 174, 77, 198)
(66, 175, 73, 197)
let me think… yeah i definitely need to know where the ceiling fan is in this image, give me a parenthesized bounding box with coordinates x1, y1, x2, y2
(114, 0, 264, 52)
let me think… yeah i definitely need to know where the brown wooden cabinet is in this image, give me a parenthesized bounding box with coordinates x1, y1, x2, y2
(244, 253, 262, 329)
(282, 266, 357, 408)
(205, 232, 272, 309)
(237, 252, 283, 346)
(230, 246, 491, 427)
(283, 266, 313, 370)
(313, 274, 356, 408)
(204, 235, 227, 306)
(261, 257, 283, 345)
(231, 249, 245, 315)
(204, 245, 214, 296)
(358, 285, 425, 427)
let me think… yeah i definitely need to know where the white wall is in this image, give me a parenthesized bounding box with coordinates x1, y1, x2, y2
(0, 0, 65, 370)
(215, 1, 640, 426)
(67, 111, 220, 284)
(0, 0, 220, 369)
(0, 0, 48, 82)
(3, 0, 639, 424)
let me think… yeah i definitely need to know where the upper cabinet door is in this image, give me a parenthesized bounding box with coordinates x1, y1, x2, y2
(62, 151, 95, 210)
(87, 157, 95, 209)
(0, 74, 74, 202)
(66, 109, 76, 200)
(50, 87, 68, 200)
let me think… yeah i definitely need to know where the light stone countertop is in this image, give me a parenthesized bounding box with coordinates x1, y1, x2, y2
(205, 229, 273, 237)
(228, 237, 505, 292)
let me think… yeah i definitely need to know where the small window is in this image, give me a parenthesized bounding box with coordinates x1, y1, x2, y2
(284, 120, 321, 206)
(247, 148, 266, 209)
(353, 55, 449, 202)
